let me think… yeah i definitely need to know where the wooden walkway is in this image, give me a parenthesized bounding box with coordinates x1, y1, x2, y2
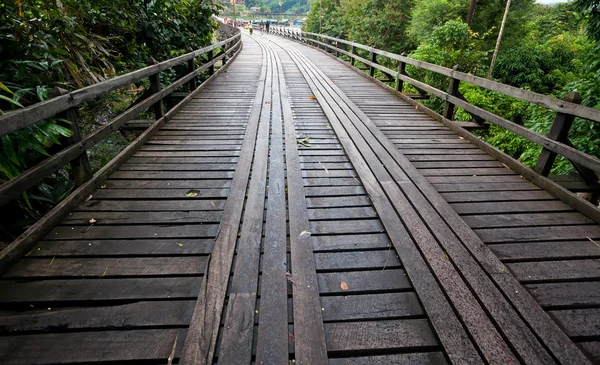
(0, 32, 599, 364)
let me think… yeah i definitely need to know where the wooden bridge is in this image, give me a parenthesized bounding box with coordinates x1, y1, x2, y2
(0, 23, 600, 364)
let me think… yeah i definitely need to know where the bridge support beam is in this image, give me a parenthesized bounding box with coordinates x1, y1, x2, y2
(147, 58, 165, 120)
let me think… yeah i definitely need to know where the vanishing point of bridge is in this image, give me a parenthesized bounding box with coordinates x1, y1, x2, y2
(0, 24, 599, 364)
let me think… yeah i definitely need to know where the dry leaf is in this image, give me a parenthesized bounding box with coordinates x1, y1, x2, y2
(298, 230, 311, 238)
(265, 101, 271, 104)
(340, 280, 348, 291)
(309, 95, 316, 99)
(89, 218, 96, 224)
(85, 194, 93, 201)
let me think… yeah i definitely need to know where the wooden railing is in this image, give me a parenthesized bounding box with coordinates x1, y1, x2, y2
(0, 23, 242, 269)
(272, 27, 600, 209)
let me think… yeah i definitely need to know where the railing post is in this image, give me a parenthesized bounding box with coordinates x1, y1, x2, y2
(208, 49, 215, 75)
(369, 50, 377, 77)
(443, 64, 461, 120)
(397, 52, 407, 92)
(535, 92, 596, 182)
(187, 57, 197, 91)
(51, 87, 92, 186)
(147, 58, 165, 120)
(350, 45, 357, 66)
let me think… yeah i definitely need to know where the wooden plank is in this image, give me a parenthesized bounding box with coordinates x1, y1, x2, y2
(4, 256, 207, 278)
(75, 199, 225, 212)
(549, 308, 600, 337)
(314, 250, 401, 271)
(462, 212, 594, 228)
(310, 220, 384, 235)
(440, 190, 555, 203)
(0, 277, 201, 303)
(312, 233, 390, 251)
(62, 211, 222, 225)
(308, 207, 378, 220)
(474, 225, 600, 243)
(0, 300, 194, 333)
(432, 182, 540, 192)
(324, 320, 437, 353)
(320, 292, 423, 321)
(28, 238, 214, 257)
(91, 188, 229, 199)
(0, 329, 185, 365)
(45, 224, 218, 240)
(526, 282, 600, 308)
(491, 241, 600, 261)
(507, 259, 600, 282)
(328, 353, 447, 365)
(451, 200, 573, 215)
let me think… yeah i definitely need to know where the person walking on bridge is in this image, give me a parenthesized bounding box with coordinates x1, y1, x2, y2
(265, 20, 270, 34)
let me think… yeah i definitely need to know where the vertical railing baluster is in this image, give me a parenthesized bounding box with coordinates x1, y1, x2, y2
(147, 58, 165, 120)
(442, 64, 461, 120)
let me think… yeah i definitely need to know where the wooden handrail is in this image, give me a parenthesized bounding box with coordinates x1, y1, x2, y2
(0, 25, 241, 207)
(273, 27, 600, 178)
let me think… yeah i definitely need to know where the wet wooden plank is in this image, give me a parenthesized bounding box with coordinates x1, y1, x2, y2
(320, 292, 423, 321)
(4, 256, 208, 278)
(507, 259, 600, 282)
(324, 319, 437, 353)
(328, 353, 447, 365)
(526, 282, 600, 308)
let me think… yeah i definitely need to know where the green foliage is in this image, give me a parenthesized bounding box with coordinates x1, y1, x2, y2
(574, 0, 600, 41)
(303, 0, 346, 37)
(407, 0, 463, 43)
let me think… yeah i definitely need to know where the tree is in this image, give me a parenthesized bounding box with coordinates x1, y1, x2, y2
(574, 0, 600, 40)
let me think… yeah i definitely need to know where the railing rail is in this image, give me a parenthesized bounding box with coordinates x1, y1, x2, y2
(272, 27, 600, 190)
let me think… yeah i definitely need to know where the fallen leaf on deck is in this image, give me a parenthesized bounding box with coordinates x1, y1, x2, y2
(340, 281, 348, 291)
(265, 101, 271, 104)
(85, 194, 93, 201)
(177, 243, 184, 247)
(298, 230, 311, 238)
(100, 184, 107, 189)
(89, 218, 96, 224)
(309, 95, 316, 99)
(186, 190, 199, 197)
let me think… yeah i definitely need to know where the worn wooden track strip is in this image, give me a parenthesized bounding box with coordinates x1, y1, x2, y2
(254, 40, 290, 365)
(217, 36, 272, 364)
(179, 35, 269, 365)
(265, 37, 329, 365)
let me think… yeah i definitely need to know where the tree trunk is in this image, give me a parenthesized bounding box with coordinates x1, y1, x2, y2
(488, 0, 511, 78)
(466, 0, 477, 27)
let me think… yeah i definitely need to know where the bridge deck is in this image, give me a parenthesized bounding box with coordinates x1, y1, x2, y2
(0, 33, 598, 364)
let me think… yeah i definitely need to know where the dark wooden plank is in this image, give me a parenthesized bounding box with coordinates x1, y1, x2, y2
(0, 329, 184, 364)
(104, 179, 232, 189)
(451, 200, 573, 214)
(432, 182, 540, 192)
(4, 256, 207, 278)
(308, 207, 378, 220)
(474, 225, 600, 243)
(314, 250, 400, 271)
(90, 188, 229, 199)
(28, 238, 214, 257)
(491, 241, 600, 261)
(310, 220, 383, 235)
(76, 199, 225, 212)
(324, 320, 437, 353)
(462, 212, 594, 228)
(0, 300, 194, 333)
(526, 281, 600, 308)
(0, 277, 201, 303)
(312, 233, 390, 251)
(549, 308, 600, 337)
(440, 190, 555, 203)
(507, 259, 600, 282)
(62, 211, 222, 225)
(419, 167, 515, 176)
(328, 353, 447, 365)
(320, 292, 423, 321)
(45, 224, 218, 240)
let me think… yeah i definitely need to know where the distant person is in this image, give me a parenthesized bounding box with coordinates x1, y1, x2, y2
(259, 21, 264, 34)
(265, 21, 270, 34)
